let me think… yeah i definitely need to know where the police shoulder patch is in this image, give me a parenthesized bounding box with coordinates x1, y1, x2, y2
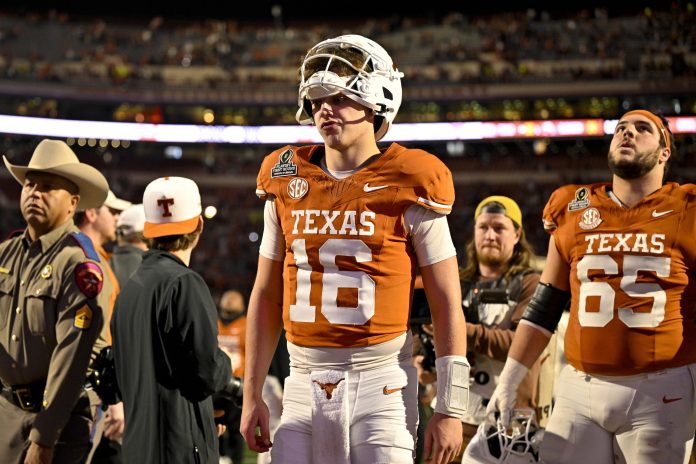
(74, 305, 93, 330)
(74, 262, 103, 299)
(68, 232, 101, 262)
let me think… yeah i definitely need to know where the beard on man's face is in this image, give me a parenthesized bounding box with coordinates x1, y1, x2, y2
(608, 147, 660, 180)
(477, 248, 507, 267)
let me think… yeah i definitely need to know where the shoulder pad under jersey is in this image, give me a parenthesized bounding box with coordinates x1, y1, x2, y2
(391, 146, 455, 214)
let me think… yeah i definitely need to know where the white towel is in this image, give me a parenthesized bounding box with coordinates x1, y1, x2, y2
(310, 370, 350, 464)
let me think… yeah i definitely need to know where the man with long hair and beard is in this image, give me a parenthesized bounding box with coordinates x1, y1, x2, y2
(487, 109, 696, 463)
(456, 197, 543, 457)
(416, 196, 545, 462)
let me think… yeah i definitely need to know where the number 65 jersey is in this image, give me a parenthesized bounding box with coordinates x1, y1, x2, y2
(543, 182, 696, 376)
(256, 143, 454, 348)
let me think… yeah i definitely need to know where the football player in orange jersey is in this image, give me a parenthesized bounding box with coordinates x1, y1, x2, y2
(240, 34, 469, 464)
(487, 109, 696, 463)
(216, 289, 247, 464)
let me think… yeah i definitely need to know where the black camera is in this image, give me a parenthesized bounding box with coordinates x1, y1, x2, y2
(213, 376, 243, 424)
(220, 376, 243, 405)
(87, 346, 122, 406)
(464, 287, 510, 324)
(410, 286, 510, 374)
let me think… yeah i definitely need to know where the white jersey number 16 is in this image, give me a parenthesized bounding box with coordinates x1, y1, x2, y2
(289, 238, 376, 325)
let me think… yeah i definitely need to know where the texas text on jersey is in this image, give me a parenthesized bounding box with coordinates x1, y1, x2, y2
(543, 182, 696, 375)
(256, 143, 454, 348)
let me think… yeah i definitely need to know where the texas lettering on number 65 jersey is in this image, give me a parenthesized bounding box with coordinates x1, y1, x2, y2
(256, 143, 454, 348)
(543, 183, 696, 376)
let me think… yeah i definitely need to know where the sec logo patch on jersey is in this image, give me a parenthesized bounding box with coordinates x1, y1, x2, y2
(288, 177, 309, 200)
(579, 207, 602, 230)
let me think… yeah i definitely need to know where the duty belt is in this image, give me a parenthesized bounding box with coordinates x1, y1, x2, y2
(0, 380, 45, 412)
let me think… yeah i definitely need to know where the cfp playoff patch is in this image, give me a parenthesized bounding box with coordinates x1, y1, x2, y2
(271, 149, 298, 178)
(568, 187, 590, 211)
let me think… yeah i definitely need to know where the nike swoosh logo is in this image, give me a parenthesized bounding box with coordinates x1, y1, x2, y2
(383, 385, 404, 395)
(364, 184, 389, 193)
(662, 395, 682, 404)
(652, 209, 673, 218)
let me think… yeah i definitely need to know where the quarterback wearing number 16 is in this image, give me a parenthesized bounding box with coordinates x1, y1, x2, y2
(240, 34, 469, 464)
(487, 109, 696, 464)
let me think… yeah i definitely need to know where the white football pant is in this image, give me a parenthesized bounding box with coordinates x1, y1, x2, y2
(541, 363, 696, 463)
(271, 363, 418, 464)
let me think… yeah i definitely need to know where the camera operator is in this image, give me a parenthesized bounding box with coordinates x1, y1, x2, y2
(111, 177, 232, 464)
(459, 196, 544, 450)
(417, 196, 544, 456)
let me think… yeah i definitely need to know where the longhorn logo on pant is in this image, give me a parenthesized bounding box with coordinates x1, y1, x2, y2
(313, 378, 344, 400)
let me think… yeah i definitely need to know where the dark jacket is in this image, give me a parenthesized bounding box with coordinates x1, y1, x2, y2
(111, 249, 231, 464)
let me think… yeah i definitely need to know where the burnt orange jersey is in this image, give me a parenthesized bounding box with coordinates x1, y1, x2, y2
(543, 183, 696, 375)
(256, 143, 455, 348)
(218, 316, 246, 377)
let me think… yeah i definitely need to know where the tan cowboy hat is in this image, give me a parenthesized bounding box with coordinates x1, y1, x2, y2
(3, 139, 108, 209)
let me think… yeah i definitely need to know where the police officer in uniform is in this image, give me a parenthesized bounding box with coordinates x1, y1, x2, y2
(0, 139, 109, 464)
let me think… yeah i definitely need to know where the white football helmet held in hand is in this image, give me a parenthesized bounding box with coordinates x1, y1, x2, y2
(296, 34, 403, 141)
(462, 409, 543, 464)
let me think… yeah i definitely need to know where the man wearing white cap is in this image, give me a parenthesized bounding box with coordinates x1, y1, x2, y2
(109, 204, 147, 287)
(102, 191, 132, 217)
(0, 139, 109, 464)
(111, 176, 232, 464)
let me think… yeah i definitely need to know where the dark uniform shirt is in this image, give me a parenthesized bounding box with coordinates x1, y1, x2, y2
(0, 220, 105, 445)
(111, 249, 232, 464)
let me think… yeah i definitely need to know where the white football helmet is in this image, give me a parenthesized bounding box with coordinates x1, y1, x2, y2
(296, 34, 403, 141)
(462, 409, 543, 464)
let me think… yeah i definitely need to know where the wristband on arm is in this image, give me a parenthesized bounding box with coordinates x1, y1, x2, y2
(434, 355, 470, 418)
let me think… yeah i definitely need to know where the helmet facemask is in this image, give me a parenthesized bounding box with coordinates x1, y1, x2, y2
(463, 409, 543, 463)
(296, 35, 403, 141)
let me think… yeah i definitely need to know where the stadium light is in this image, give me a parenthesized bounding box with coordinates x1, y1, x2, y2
(0, 114, 693, 144)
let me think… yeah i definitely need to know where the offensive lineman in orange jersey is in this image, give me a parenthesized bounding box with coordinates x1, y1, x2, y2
(241, 35, 469, 464)
(487, 109, 696, 463)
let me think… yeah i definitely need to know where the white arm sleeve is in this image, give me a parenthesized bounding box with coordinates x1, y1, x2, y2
(259, 200, 286, 261)
(405, 205, 457, 267)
